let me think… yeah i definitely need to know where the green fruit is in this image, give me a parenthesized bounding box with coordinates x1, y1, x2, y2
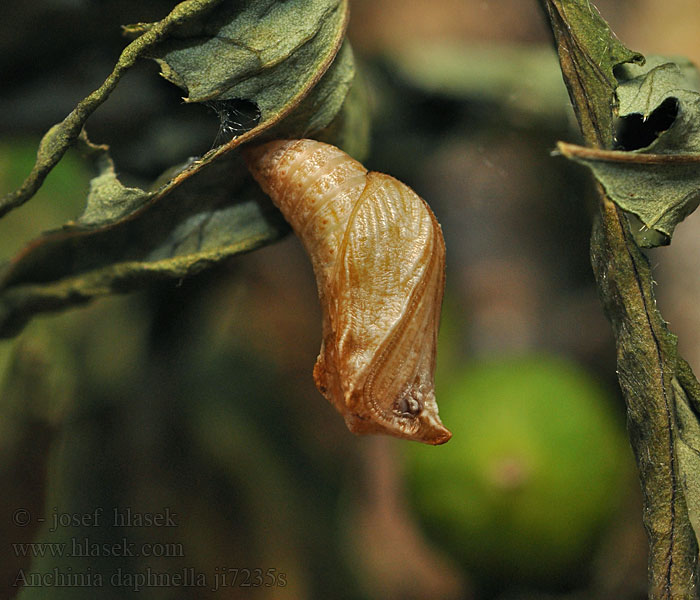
(405, 355, 632, 587)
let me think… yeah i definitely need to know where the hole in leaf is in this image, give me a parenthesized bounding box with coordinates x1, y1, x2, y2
(615, 97, 679, 150)
(207, 98, 262, 145)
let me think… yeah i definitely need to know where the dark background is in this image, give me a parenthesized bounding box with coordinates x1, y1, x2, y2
(2, 1, 700, 598)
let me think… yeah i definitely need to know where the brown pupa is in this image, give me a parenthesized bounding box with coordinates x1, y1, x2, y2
(243, 139, 450, 445)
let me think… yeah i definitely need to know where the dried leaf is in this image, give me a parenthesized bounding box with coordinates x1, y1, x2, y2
(539, 0, 700, 595)
(146, 0, 341, 98)
(591, 199, 699, 598)
(560, 57, 700, 246)
(540, 0, 643, 147)
(0, 152, 287, 338)
(0, 0, 355, 338)
(673, 364, 700, 545)
(0, 0, 226, 219)
(78, 141, 152, 226)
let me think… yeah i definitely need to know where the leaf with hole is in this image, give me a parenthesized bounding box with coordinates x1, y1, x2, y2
(540, 0, 644, 147)
(143, 0, 352, 143)
(560, 56, 700, 247)
(0, 0, 356, 338)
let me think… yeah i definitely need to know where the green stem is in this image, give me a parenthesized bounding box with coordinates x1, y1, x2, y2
(538, 1, 699, 597)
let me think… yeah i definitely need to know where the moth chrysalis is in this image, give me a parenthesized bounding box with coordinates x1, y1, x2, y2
(244, 139, 450, 445)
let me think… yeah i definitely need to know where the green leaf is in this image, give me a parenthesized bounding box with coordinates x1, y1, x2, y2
(255, 39, 358, 143)
(616, 56, 700, 133)
(147, 0, 343, 100)
(559, 57, 700, 246)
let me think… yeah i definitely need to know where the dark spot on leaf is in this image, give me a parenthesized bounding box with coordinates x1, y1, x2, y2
(615, 97, 679, 150)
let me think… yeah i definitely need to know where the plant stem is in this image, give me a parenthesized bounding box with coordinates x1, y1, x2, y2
(538, 1, 699, 597)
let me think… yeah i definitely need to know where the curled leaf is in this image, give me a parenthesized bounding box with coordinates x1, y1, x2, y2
(0, 0, 358, 338)
(560, 57, 700, 246)
(78, 139, 152, 226)
(314, 61, 371, 162)
(145, 0, 350, 139)
(540, 0, 643, 147)
(0, 0, 226, 219)
(0, 154, 288, 338)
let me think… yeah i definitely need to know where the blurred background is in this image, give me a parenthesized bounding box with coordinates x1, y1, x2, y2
(1, 1, 700, 598)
